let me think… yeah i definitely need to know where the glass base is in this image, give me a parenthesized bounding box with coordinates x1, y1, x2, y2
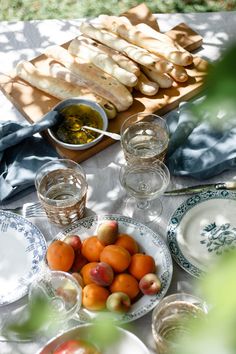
(123, 197, 163, 224)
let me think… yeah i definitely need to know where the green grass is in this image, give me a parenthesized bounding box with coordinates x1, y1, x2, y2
(1, 0, 236, 21)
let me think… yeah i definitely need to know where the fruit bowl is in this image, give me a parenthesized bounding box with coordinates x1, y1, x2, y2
(48, 214, 173, 323)
(37, 324, 149, 354)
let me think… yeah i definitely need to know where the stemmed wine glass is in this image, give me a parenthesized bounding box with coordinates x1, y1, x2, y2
(120, 160, 170, 223)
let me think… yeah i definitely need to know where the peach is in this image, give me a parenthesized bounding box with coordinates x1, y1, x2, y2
(70, 251, 88, 272)
(106, 292, 131, 314)
(71, 272, 84, 288)
(64, 235, 82, 252)
(139, 273, 161, 295)
(90, 262, 114, 286)
(97, 221, 118, 245)
(53, 339, 101, 354)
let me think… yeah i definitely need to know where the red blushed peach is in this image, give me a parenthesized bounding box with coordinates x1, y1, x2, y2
(97, 220, 118, 245)
(64, 235, 82, 252)
(106, 292, 131, 314)
(90, 262, 114, 286)
(70, 251, 88, 272)
(139, 273, 161, 295)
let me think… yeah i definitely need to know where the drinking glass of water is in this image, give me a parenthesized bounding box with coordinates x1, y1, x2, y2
(120, 113, 169, 164)
(152, 293, 208, 354)
(35, 159, 87, 226)
(119, 160, 170, 223)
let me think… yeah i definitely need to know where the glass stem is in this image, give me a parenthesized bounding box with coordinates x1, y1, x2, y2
(136, 199, 151, 210)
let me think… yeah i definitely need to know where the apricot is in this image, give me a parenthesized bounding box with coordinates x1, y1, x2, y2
(82, 283, 110, 311)
(128, 253, 156, 280)
(115, 234, 139, 255)
(81, 236, 104, 262)
(100, 245, 131, 273)
(110, 273, 140, 300)
(70, 251, 88, 272)
(46, 240, 75, 272)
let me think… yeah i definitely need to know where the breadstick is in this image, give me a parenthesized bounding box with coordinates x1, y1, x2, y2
(44, 45, 133, 112)
(68, 38, 138, 87)
(135, 23, 182, 49)
(98, 16, 193, 66)
(79, 22, 171, 68)
(142, 67, 173, 88)
(169, 64, 189, 82)
(76, 35, 140, 76)
(98, 14, 132, 32)
(135, 72, 159, 96)
(16, 61, 117, 119)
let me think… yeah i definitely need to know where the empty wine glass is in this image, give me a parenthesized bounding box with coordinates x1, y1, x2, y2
(120, 161, 170, 223)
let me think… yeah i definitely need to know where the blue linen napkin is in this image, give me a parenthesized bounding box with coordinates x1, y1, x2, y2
(165, 97, 236, 180)
(0, 120, 59, 203)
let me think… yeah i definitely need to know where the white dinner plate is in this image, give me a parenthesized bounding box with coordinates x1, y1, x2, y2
(167, 190, 236, 277)
(0, 210, 47, 306)
(37, 324, 150, 354)
(54, 214, 173, 323)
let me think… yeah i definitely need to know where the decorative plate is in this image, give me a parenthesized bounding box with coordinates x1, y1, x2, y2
(37, 324, 149, 354)
(55, 214, 173, 323)
(0, 210, 47, 306)
(167, 190, 236, 278)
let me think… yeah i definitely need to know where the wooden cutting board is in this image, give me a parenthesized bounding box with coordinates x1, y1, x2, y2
(0, 4, 208, 162)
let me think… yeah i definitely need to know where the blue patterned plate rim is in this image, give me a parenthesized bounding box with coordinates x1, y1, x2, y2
(0, 210, 47, 306)
(166, 189, 236, 278)
(55, 213, 173, 323)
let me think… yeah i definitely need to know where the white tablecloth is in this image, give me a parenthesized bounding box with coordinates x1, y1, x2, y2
(0, 11, 236, 354)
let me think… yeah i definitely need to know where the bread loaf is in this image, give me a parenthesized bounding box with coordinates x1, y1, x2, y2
(44, 45, 133, 112)
(16, 61, 117, 119)
(98, 16, 193, 66)
(135, 72, 159, 96)
(79, 22, 169, 67)
(68, 38, 138, 87)
(75, 35, 140, 76)
(142, 67, 173, 88)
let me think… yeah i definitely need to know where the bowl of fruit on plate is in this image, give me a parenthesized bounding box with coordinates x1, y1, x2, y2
(44, 214, 173, 323)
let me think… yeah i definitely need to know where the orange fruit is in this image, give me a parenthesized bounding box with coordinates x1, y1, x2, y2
(80, 262, 99, 285)
(81, 236, 104, 262)
(100, 245, 131, 273)
(82, 283, 110, 311)
(115, 234, 139, 255)
(46, 240, 75, 271)
(110, 273, 140, 300)
(128, 253, 156, 280)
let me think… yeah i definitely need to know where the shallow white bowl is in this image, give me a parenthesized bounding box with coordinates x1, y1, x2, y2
(37, 324, 150, 354)
(48, 98, 108, 150)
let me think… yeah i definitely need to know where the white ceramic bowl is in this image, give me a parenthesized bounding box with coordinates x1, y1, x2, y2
(48, 98, 108, 150)
(37, 324, 150, 354)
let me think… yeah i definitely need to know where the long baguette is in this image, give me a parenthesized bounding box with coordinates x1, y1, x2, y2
(68, 38, 138, 87)
(98, 16, 193, 66)
(15, 61, 117, 119)
(169, 64, 189, 82)
(142, 66, 173, 88)
(44, 45, 133, 112)
(135, 23, 183, 49)
(79, 22, 171, 69)
(75, 35, 140, 76)
(135, 72, 159, 96)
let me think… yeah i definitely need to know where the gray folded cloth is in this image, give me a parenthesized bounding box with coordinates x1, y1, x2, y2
(166, 97, 236, 180)
(0, 121, 59, 203)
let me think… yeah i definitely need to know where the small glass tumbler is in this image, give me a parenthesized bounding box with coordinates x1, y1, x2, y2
(152, 293, 208, 354)
(35, 159, 88, 226)
(120, 113, 169, 164)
